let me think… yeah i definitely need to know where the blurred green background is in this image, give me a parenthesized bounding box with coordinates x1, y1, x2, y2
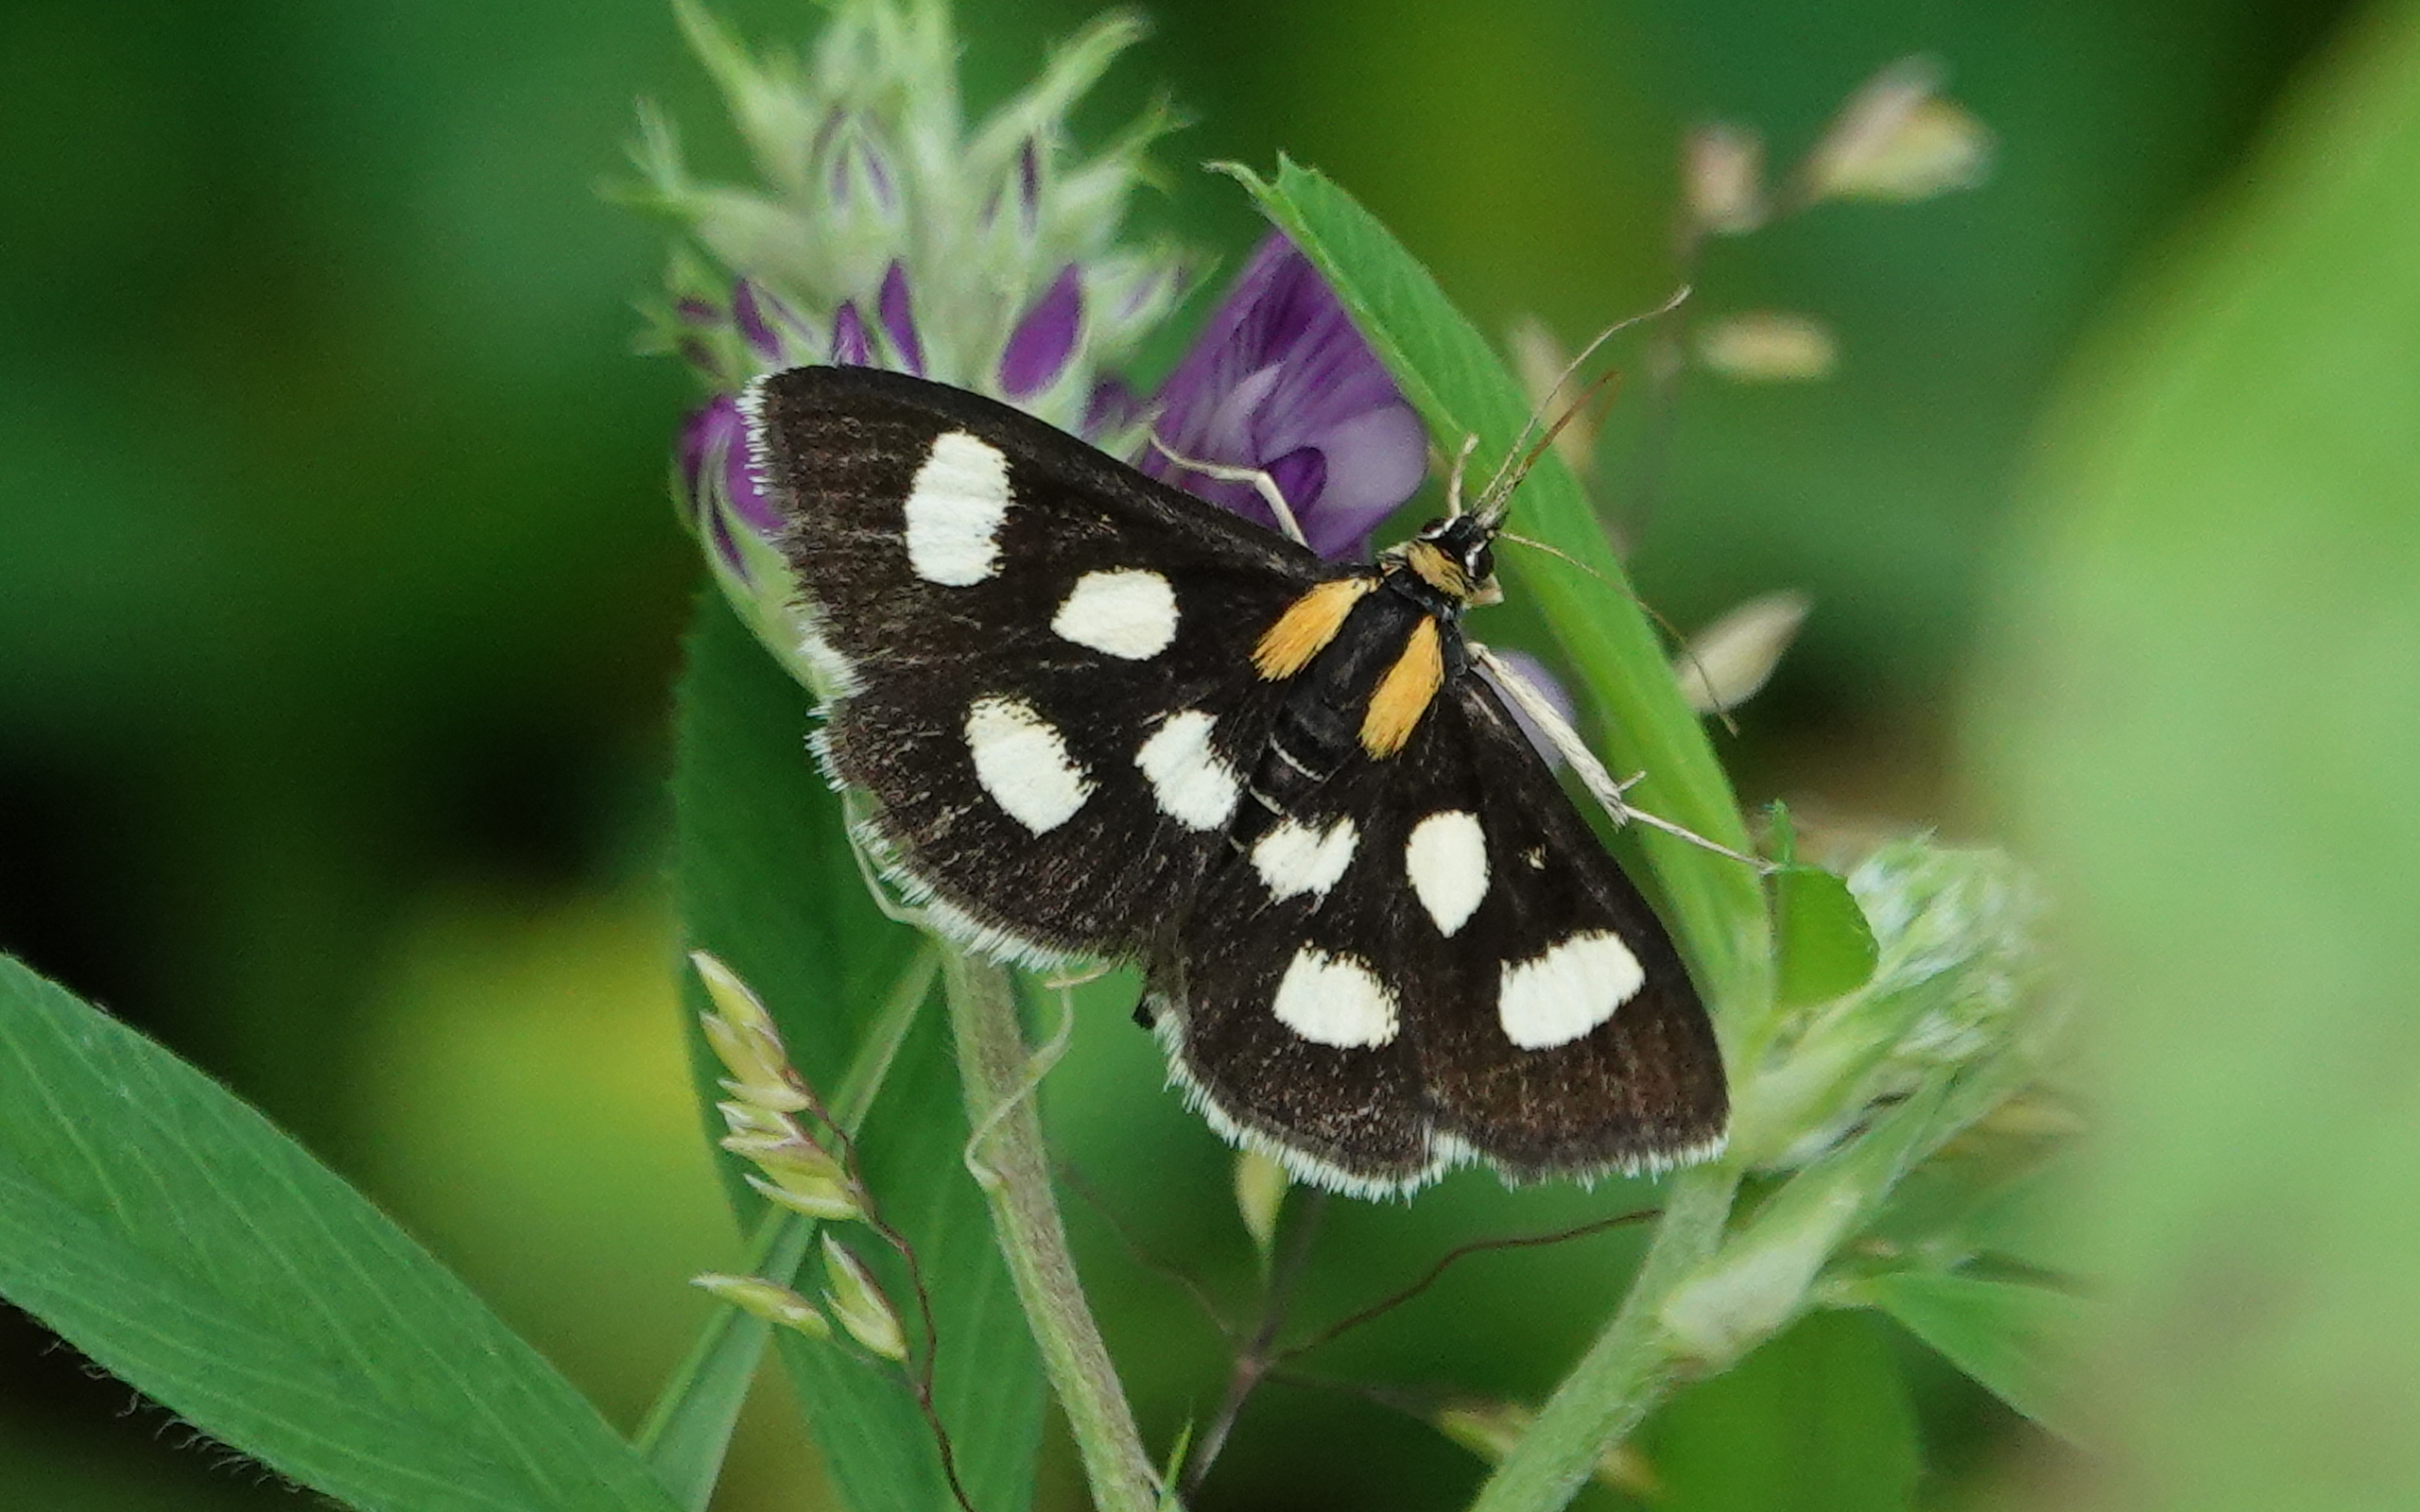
(3, 0, 2404, 1508)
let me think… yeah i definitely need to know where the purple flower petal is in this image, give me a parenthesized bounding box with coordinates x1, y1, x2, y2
(998, 265, 1082, 400)
(732, 280, 781, 361)
(679, 394, 777, 564)
(676, 297, 720, 324)
(1265, 448, 1328, 516)
(826, 122, 897, 214)
(857, 134, 897, 212)
(1144, 232, 1426, 559)
(721, 420, 779, 538)
(830, 301, 872, 366)
(878, 262, 924, 375)
(1083, 377, 1140, 438)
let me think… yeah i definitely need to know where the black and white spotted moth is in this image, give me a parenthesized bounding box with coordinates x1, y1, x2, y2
(744, 364, 1727, 1195)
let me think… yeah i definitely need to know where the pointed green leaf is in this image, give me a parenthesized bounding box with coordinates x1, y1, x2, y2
(1772, 864, 1880, 1008)
(0, 955, 683, 1512)
(1856, 1271, 2085, 1441)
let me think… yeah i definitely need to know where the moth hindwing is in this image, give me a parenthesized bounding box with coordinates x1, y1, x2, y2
(746, 363, 1728, 1196)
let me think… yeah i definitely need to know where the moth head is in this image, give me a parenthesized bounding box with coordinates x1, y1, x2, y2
(1397, 515, 1503, 608)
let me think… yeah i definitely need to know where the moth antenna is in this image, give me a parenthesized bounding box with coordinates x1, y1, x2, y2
(1473, 367, 1626, 528)
(1149, 430, 1310, 548)
(1492, 531, 1743, 738)
(1473, 284, 1692, 513)
(1468, 642, 1772, 873)
(1443, 433, 1481, 519)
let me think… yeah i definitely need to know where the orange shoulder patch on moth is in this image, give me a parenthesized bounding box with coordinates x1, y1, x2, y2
(1360, 617, 1444, 759)
(1253, 576, 1377, 680)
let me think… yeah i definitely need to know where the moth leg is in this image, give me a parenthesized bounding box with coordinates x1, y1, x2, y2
(1468, 641, 1773, 873)
(1146, 432, 1309, 548)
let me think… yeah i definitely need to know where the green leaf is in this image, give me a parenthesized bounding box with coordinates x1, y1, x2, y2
(1854, 1271, 2085, 1441)
(0, 954, 683, 1512)
(1645, 1310, 1920, 1512)
(667, 592, 1043, 1512)
(1228, 158, 1771, 1024)
(1976, 4, 2420, 1504)
(1772, 864, 1880, 1008)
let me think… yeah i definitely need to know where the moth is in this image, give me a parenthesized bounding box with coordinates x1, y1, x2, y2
(744, 364, 1727, 1195)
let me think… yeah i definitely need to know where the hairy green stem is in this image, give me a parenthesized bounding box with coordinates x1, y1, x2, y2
(1465, 1164, 1740, 1512)
(944, 951, 1160, 1512)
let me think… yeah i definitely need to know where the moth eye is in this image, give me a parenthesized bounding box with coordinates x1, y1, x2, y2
(1466, 543, 1495, 580)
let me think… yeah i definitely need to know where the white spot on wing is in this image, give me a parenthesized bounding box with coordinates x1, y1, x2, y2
(964, 695, 1092, 833)
(1134, 710, 1238, 831)
(1497, 931, 1645, 1050)
(1405, 810, 1488, 936)
(1252, 816, 1358, 902)
(1051, 569, 1179, 660)
(1271, 948, 1399, 1048)
(904, 431, 1011, 585)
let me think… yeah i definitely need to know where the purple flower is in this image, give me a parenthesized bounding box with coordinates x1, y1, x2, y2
(999, 265, 1083, 399)
(1143, 232, 1426, 559)
(829, 301, 873, 366)
(732, 280, 783, 361)
(878, 262, 924, 375)
(679, 394, 777, 575)
(1083, 377, 1140, 438)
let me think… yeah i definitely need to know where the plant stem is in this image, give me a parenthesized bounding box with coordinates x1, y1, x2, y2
(943, 951, 1160, 1512)
(1464, 1163, 1739, 1512)
(1182, 1190, 1329, 1498)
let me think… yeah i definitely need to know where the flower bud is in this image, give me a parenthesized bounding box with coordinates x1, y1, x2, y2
(1696, 313, 1837, 382)
(821, 1235, 908, 1361)
(1673, 591, 1811, 714)
(1685, 123, 1766, 235)
(748, 1169, 863, 1224)
(1233, 1150, 1289, 1263)
(693, 1272, 834, 1340)
(691, 951, 779, 1041)
(1804, 58, 1992, 203)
